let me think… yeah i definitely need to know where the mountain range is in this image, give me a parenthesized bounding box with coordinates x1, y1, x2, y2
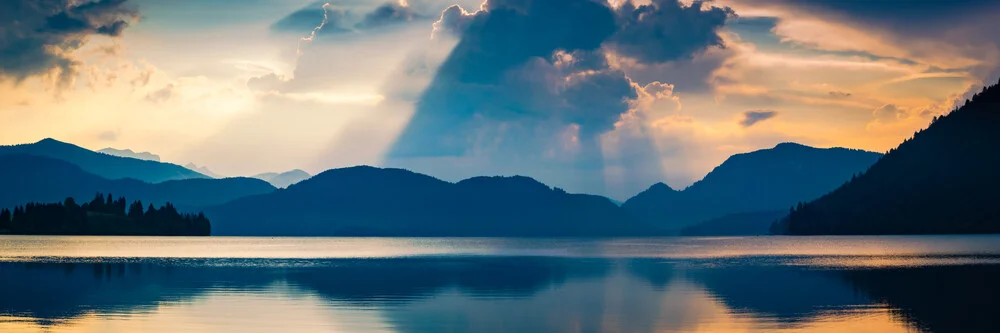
(251, 170, 311, 188)
(206, 166, 658, 237)
(621, 142, 882, 232)
(185, 163, 225, 178)
(779, 80, 1000, 235)
(1, 139, 206, 183)
(96, 145, 311, 188)
(98, 148, 161, 162)
(0, 154, 275, 210)
(0, 136, 890, 236)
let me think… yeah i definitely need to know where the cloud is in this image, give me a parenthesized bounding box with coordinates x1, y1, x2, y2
(828, 91, 852, 98)
(431, 5, 477, 38)
(98, 130, 119, 141)
(739, 110, 777, 127)
(388, 0, 623, 158)
(271, 2, 328, 33)
(355, 2, 424, 30)
(609, 0, 733, 64)
(246, 73, 288, 92)
(379, 0, 745, 196)
(871, 104, 906, 124)
(0, 0, 139, 89)
(722, 0, 1000, 91)
(145, 84, 175, 103)
(274, 1, 433, 37)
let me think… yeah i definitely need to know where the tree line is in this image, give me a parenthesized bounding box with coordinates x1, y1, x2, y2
(774, 80, 1000, 235)
(0, 193, 210, 236)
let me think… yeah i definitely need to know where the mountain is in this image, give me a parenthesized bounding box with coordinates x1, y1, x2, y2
(0, 139, 206, 183)
(206, 166, 660, 236)
(0, 154, 276, 210)
(622, 143, 882, 232)
(97, 148, 161, 162)
(185, 163, 224, 178)
(252, 169, 311, 188)
(679, 210, 787, 236)
(779, 81, 1000, 235)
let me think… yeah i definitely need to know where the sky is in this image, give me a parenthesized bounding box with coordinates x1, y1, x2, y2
(2, 0, 999, 200)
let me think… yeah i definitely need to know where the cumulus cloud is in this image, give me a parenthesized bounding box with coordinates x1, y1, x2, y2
(380, 0, 742, 196)
(0, 0, 139, 89)
(274, 1, 432, 37)
(431, 5, 477, 38)
(739, 110, 777, 127)
(389, 0, 621, 155)
(356, 2, 424, 30)
(610, 0, 734, 63)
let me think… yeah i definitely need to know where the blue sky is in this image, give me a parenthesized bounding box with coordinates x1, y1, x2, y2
(2, 0, 998, 199)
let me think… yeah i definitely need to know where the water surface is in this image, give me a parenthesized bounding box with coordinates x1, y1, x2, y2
(1, 235, 998, 332)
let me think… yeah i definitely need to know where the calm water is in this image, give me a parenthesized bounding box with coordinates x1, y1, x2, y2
(1, 236, 999, 333)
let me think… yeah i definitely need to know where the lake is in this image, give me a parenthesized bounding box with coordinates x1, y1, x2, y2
(1, 235, 999, 333)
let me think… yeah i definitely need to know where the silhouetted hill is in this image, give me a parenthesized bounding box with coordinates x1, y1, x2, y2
(780, 81, 1000, 235)
(680, 210, 787, 236)
(207, 166, 660, 236)
(252, 169, 311, 188)
(0, 139, 206, 183)
(622, 143, 881, 232)
(98, 148, 161, 162)
(0, 154, 276, 210)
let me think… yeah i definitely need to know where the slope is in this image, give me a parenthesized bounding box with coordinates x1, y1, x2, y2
(0, 139, 205, 183)
(780, 82, 1000, 235)
(622, 143, 881, 232)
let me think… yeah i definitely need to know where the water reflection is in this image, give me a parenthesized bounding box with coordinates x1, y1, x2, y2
(2, 236, 1000, 332)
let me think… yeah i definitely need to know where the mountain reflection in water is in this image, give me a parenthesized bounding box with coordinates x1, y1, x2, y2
(1, 236, 998, 333)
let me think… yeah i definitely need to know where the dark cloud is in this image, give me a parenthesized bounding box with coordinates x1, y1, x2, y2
(272, 1, 432, 36)
(828, 91, 852, 98)
(271, 3, 328, 33)
(609, 0, 733, 63)
(355, 2, 424, 30)
(0, 0, 139, 87)
(739, 110, 777, 127)
(744, 0, 1000, 35)
(389, 0, 622, 158)
(377, 0, 743, 195)
(433, 0, 618, 85)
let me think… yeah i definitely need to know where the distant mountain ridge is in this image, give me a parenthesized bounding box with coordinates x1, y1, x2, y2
(779, 81, 1000, 235)
(252, 169, 311, 188)
(98, 148, 161, 162)
(185, 163, 224, 179)
(0, 154, 275, 211)
(207, 166, 660, 237)
(622, 142, 882, 232)
(0, 139, 206, 183)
